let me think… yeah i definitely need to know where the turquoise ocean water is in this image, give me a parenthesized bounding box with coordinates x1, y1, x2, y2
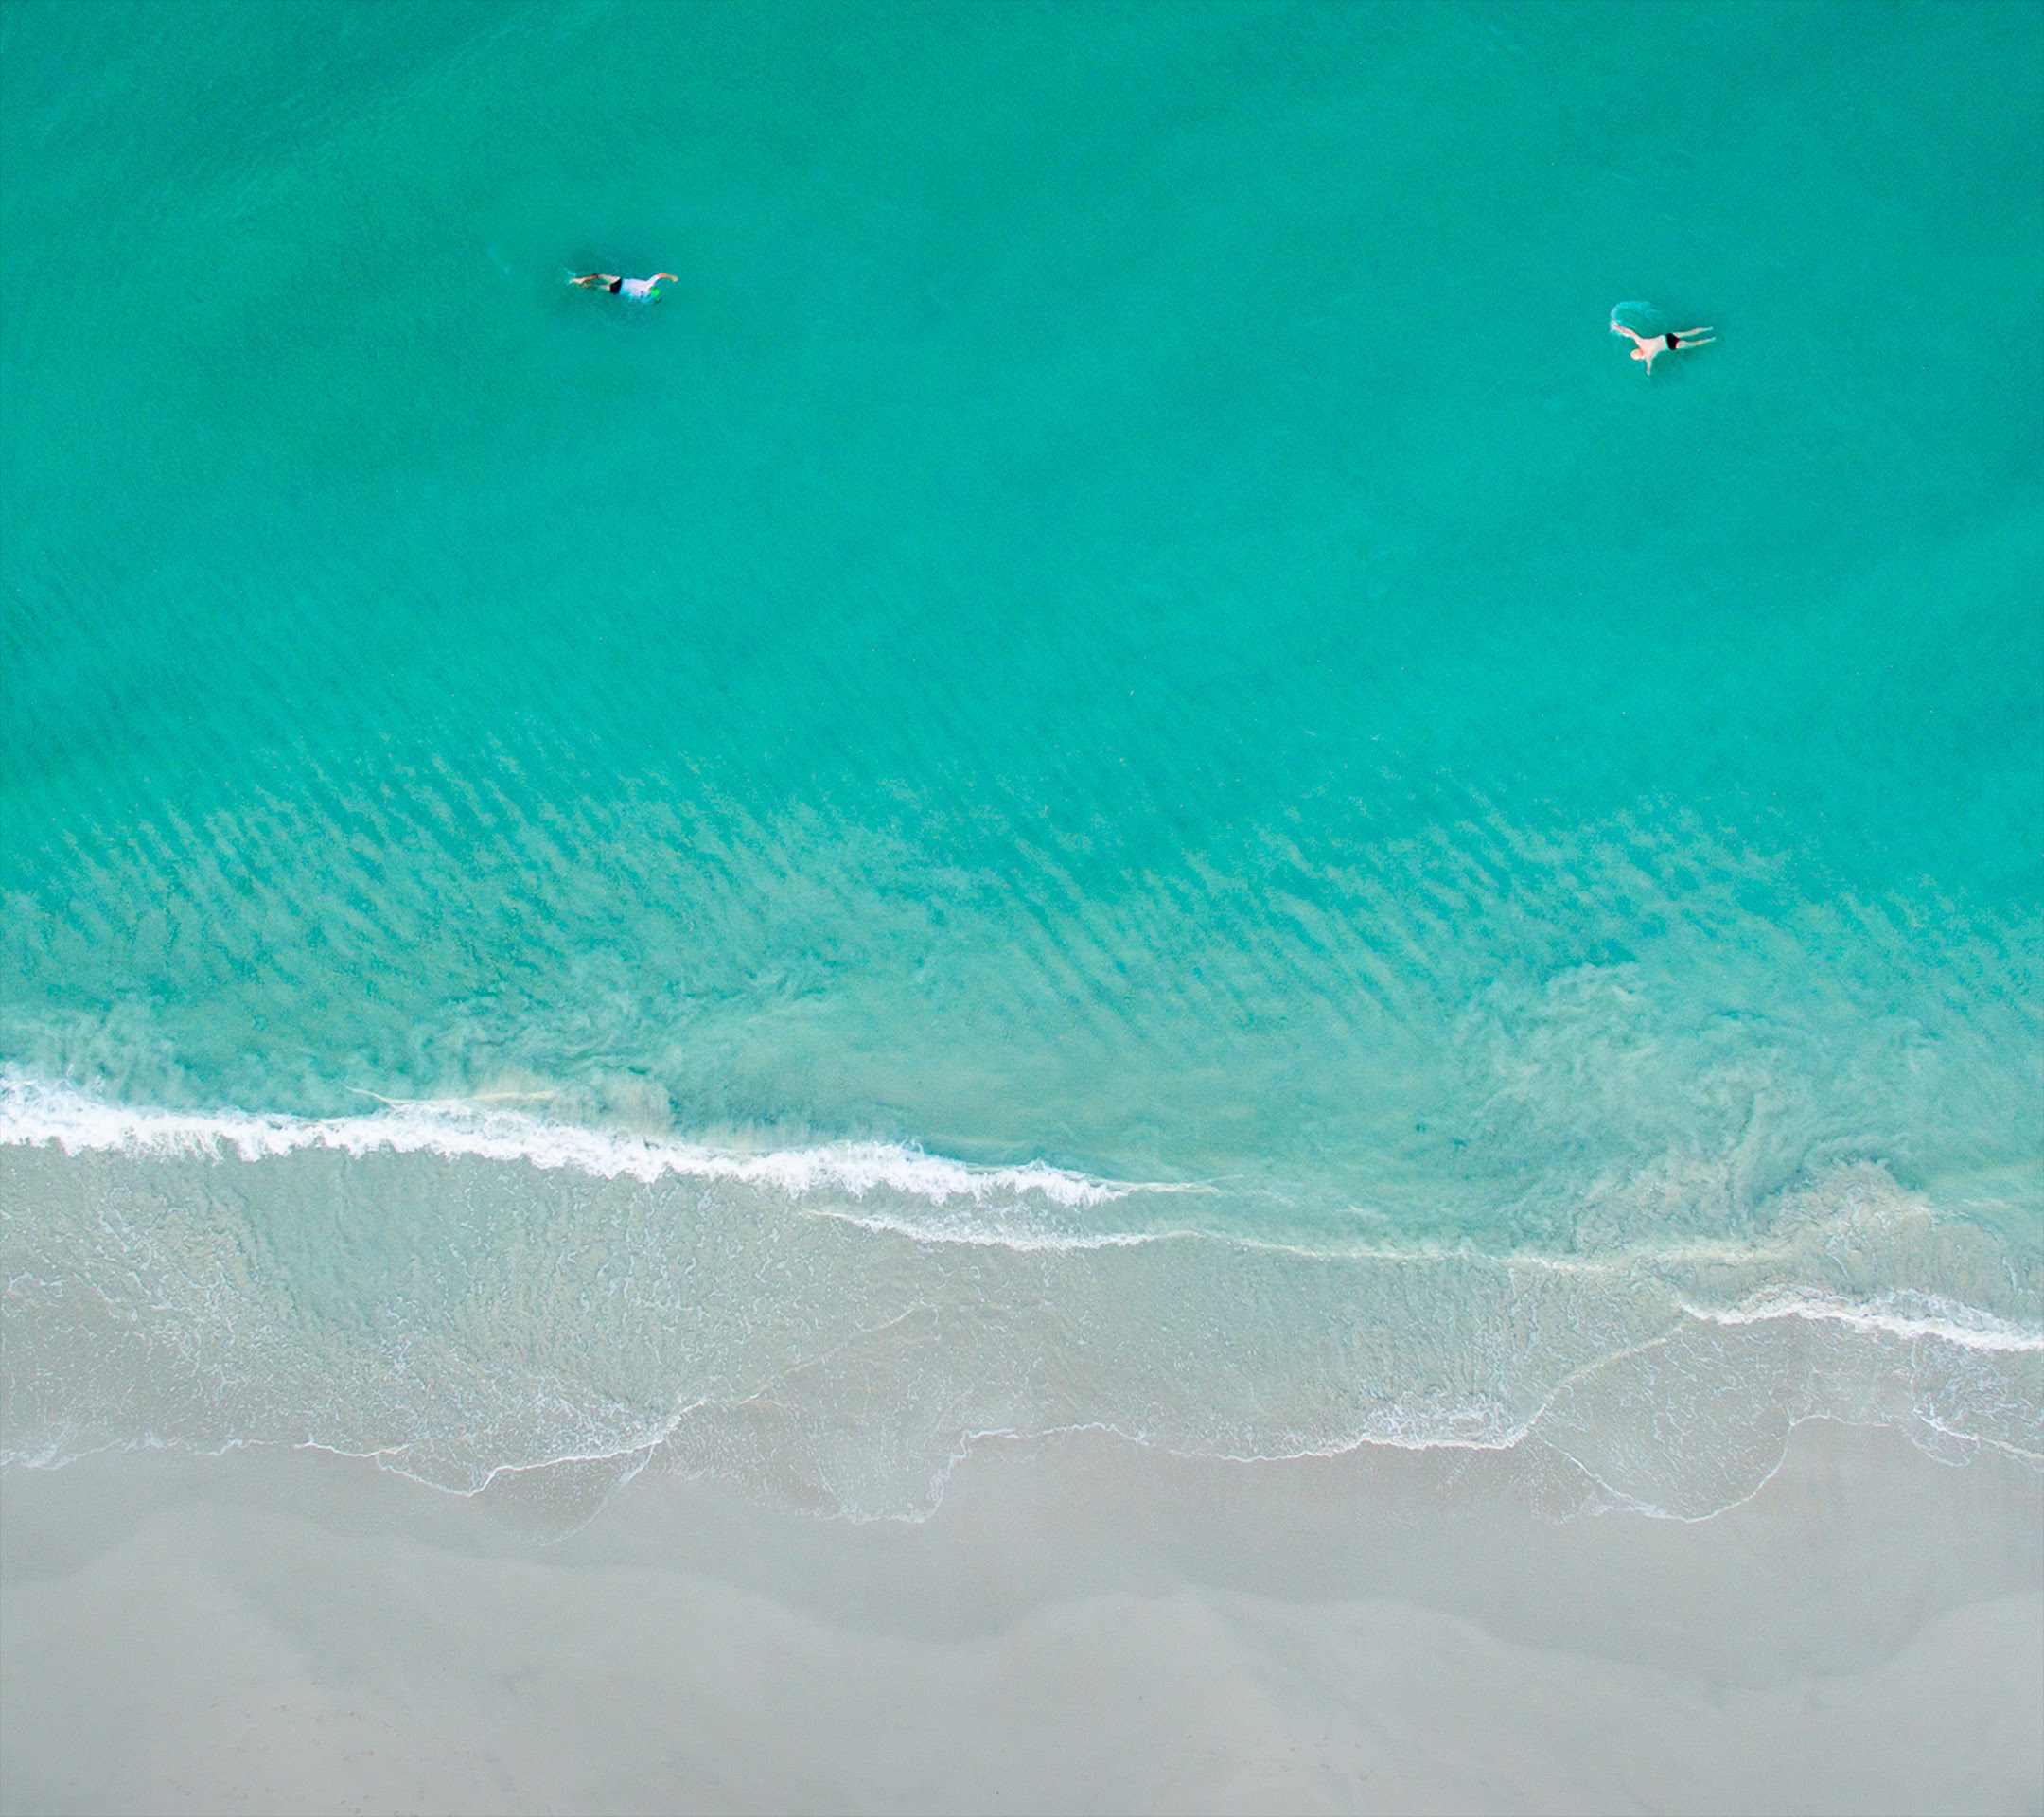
(3, 0, 2039, 1517)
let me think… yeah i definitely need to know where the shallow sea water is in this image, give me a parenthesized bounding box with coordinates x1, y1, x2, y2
(2, 0, 2038, 1516)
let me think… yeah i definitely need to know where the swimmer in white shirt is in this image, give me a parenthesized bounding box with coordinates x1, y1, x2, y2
(573, 272, 679, 302)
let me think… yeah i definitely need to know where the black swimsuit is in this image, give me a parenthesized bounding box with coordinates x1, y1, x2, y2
(607, 278, 623, 294)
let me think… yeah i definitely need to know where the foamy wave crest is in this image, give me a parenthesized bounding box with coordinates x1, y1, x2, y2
(0, 1072, 1140, 1208)
(1689, 1287, 2044, 1356)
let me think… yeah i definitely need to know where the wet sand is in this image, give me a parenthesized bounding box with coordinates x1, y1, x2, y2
(3, 1422, 2039, 1816)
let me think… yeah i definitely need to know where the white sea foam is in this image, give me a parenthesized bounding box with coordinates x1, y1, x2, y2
(0, 1072, 1139, 1208)
(1687, 1287, 2044, 1355)
(807, 1203, 1169, 1252)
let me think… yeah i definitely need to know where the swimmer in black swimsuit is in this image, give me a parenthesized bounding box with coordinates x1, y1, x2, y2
(1611, 316, 1716, 374)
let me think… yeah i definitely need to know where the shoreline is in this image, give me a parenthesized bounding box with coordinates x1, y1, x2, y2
(8, 1109, 2036, 1523)
(5, 1420, 2038, 1815)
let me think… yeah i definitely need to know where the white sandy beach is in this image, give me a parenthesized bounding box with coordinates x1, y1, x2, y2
(3, 1421, 2038, 1817)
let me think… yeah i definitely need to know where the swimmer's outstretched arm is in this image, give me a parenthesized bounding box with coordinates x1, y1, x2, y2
(1610, 320, 1650, 344)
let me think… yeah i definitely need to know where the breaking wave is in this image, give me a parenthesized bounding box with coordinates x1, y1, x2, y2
(0, 1072, 1143, 1208)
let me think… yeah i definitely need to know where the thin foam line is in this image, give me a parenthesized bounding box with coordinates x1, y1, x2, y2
(1683, 1288, 2044, 1355)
